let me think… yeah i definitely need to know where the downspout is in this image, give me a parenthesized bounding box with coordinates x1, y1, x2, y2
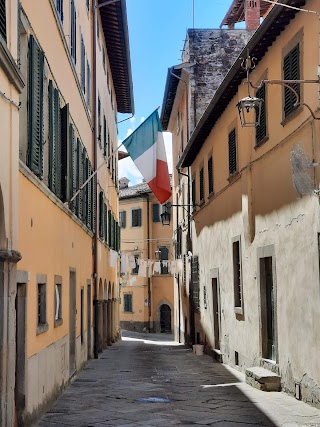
(92, 0, 99, 359)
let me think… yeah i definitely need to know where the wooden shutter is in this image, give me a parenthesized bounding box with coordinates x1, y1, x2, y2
(199, 166, 204, 201)
(97, 97, 101, 144)
(60, 103, 70, 202)
(48, 82, 62, 197)
(256, 84, 266, 145)
(0, 0, 6, 41)
(152, 204, 160, 222)
(99, 192, 104, 238)
(191, 256, 200, 310)
(228, 128, 237, 175)
(107, 132, 111, 168)
(81, 35, 85, 93)
(70, 0, 76, 63)
(208, 157, 213, 194)
(192, 178, 196, 207)
(28, 36, 44, 177)
(92, 172, 96, 232)
(87, 160, 92, 229)
(283, 44, 300, 118)
(86, 61, 91, 109)
(77, 140, 83, 219)
(69, 123, 76, 212)
(108, 210, 111, 246)
(104, 205, 108, 244)
(56, 0, 63, 23)
(82, 151, 88, 223)
(103, 116, 107, 156)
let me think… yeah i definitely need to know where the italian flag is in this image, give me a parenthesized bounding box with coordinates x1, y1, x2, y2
(122, 110, 171, 204)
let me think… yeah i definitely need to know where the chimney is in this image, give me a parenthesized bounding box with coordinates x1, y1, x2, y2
(245, 0, 260, 31)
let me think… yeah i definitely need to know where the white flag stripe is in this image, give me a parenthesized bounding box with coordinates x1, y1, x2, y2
(134, 143, 157, 182)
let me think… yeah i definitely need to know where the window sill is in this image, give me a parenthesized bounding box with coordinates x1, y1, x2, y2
(123, 311, 133, 314)
(198, 199, 205, 208)
(234, 306, 243, 316)
(54, 318, 63, 328)
(227, 172, 240, 185)
(36, 323, 49, 335)
(254, 135, 269, 149)
(281, 105, 303, 127)
(208, 191, 215, 200)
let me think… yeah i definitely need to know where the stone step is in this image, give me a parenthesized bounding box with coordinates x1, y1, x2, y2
(245, 367, 281, 392)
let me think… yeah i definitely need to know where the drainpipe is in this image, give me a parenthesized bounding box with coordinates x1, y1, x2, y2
(92, 0, 99, 359)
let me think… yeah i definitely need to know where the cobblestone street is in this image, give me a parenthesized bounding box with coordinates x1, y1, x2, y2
(36, 331, 320, 427)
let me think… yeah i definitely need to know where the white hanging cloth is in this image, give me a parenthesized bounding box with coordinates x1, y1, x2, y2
(109, 249, 118, 267)
(138, 259, 147, 277)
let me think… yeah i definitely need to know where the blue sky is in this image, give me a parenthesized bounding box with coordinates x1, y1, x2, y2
(118, 0, 234, 185)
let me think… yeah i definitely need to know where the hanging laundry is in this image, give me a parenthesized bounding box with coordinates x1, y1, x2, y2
(120, 253, 128, 275)
(176, 259, 183, 273)
(109, 249, 118, 267)
(138, 259, 147, 277)
(170, 260, 177, 274)
(153, 261, 161, 274)
(147, 260, 154, 278)
(129, 255, 137, 269)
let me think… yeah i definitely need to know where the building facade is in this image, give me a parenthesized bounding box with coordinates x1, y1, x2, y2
(0, 0, 133, 425)
(166, 0, 320, 409)
(119, 180, 174, 334)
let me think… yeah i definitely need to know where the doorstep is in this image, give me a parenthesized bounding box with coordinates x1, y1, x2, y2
(246, 366, 281, 392)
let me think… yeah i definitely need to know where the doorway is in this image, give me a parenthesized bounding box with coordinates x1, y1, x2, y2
(160, 304, 171, 333)
(212, 278, 221, 350)
(260, 256, 276, 361)
(69, 270, 76, 375)
(15, 283, 26, 422)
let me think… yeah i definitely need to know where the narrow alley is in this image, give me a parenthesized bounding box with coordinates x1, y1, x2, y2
(36, 331, 320, 427)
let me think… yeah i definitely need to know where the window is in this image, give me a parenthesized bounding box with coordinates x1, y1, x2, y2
(28, 36, 44, 178)
(152, 203, 160, 222)
(192, 176, 196, 208)
(191, 256, 200, 310)
(199, 166, 204, 202)
(119, 210, 126, 228)
(124, 294, 132, 312)
(228, 128, 237, 175)
(256, 84, 267, 145)
(99, 192, 104, 238)
(38, 283, 46, 326)
(70, 0, 76, 64)
(131, 255, 139, 275)
(80, 288, 84, 343)
(232, 237, 243, 314)
(86, 61, 91, 110)
(159, 247, 169, 275)
(103, 115, 107, 156)
(208, 156, 214, 195)
(283, 44, 300, 118)
(56, 0, 63, 23)
(0, 0, 7, 41)
(97, 96, 101, 145)
(81, 35, 85, 93)
(176, 226, 182, 259)
(48, 81, 62, 198)
(102, 48, 106, 72)
(132, 208, 142, 227)
(54, 278, 62, 327)
(86, 0, 90, 11)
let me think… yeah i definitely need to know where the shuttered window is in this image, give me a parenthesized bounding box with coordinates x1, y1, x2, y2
(233, 239, 243, 309)
(199, 166, 204, 202)
(124, 294, 132, 312)
(60, 103, 70, 202)
(81, 35, 85, 93)
(131, 255, 139, 275)
(76, 138, 82, 218)
(98, 96, 101, 145)
(119, 211, 126, 228)
(70, 0, 76, 63)
(191, 256, 200, 310)
(28, 36, 44, 178)
(132, 209, 142, 227)
(82, 152, 88, 223)
(107, 209, 111, 246)
(86, 159, 92, 229)
(103, 116, 107, 156)
(107, 132, 111, 168)
(56, 0, 63, 23)
(192, 177, 196, 207)
(160, 247, 169, 274)
(283, 44, 300, 118)
(0, 0, 6, 41)
(208, 156, 213, 195)
(99, 192, 104, 238)
(92, 173, 96, 232)
(152, 204, 160, 222)
(255, 84, 267, 145)
(104, 204, 108, 243)
(228, 128, 237, 175)
(86, 61, 91, 110)
(69, 123, 76, 212)
(48, 81, 62, 198)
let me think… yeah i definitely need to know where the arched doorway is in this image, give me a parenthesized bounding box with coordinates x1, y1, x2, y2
(160, 304, 171, 333)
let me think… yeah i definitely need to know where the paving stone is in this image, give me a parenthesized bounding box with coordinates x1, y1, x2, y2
(35, 330, 320, 427)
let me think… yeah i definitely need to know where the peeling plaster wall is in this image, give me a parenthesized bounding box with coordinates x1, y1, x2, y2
(192, 195, 320, 407)
(182, 29, 252, 131)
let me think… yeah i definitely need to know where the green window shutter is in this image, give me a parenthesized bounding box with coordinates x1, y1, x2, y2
(108, 210, 111, 246)
(54, 88, 61, 199)
(48, 81, 56, 193)
(199, 166, 204, 201)
(69, 123, 76, 212)
(228, 128, 237, 175)
(103, 116, 107, 156)
(82, 151, 87, 223)
(92, 172, 96, 232)
(86, 61, 91, 110)
(283, 44, 300, 118)
(70, 0, 76, 63)
(60, 103, 70, 202)
(104, 204, 108, 243)
(152, 204, 160, 222)
(87, 160, 92, 229)
(0, 0, 7, 42)
(255, 84, 266, 145)
(99, 192, 104, 238)
(77, 140, 83, 219)
(81, 35, 85, 93)
(28, 35, 44, 178)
